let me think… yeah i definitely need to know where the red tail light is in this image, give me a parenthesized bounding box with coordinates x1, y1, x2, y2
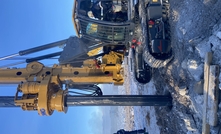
(148, 20, 155, 25)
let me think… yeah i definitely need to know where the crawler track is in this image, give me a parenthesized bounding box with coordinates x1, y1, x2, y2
(141, 0, 174, 68)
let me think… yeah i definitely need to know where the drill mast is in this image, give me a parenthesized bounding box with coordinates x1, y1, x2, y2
(0, 37, 172, 116)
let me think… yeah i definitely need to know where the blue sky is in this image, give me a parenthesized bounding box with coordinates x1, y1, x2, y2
(0, 1, 102, 134)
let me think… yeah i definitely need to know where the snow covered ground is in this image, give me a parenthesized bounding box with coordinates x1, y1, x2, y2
(152, 0, 221, 133)
(102, 0, 221, 134)
(102, 52, 161, 134)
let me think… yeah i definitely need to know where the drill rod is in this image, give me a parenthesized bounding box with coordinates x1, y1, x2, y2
(66, 95, 172, 106)
(0, 95, 172, 108)
(0, 96, 19, 107)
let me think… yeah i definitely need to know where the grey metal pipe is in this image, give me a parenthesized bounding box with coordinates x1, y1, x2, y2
(18, 39, 67, 56)
(0, 95, 172, 108)
(0, 39, 67, 62)
(66, 95, 172, 106)
(0, 96, 18, 107)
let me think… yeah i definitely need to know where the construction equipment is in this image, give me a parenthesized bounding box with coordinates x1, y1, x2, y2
(72, 0, 173, 83)
(0, 40, 172, 116)
(0, 0, 173, 116)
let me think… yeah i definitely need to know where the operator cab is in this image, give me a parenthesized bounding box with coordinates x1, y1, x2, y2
(72, 0, 134, 45)
(79, 0, 127, 22)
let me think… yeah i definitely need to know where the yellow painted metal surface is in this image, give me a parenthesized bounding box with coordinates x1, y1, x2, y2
(87, 47, 102, 56)
(3, 51, 124, 116)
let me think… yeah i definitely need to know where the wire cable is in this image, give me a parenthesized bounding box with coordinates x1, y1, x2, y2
(0, 61, 26, 68)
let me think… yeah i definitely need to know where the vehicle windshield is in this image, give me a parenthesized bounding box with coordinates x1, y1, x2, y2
(80, 0, 128, 22)
(73, 0, 129, 42)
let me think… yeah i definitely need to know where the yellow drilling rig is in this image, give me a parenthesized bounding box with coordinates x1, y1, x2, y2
(0, 0, 172, 116)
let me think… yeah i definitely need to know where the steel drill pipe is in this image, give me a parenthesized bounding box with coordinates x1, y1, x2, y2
(0, 95, 172, 108)
(66, 95, 172, 106)
(0, 96, 19, 107)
